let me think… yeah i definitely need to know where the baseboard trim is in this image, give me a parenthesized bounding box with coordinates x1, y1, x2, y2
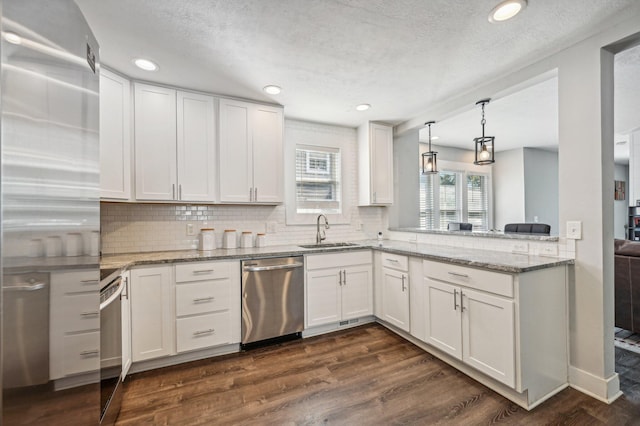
(568, 365, 621, 403)
(129, 343, 240, 375)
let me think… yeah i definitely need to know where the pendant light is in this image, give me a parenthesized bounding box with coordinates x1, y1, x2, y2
(473, 98, 495, 165)
(421, 121, 438, 174)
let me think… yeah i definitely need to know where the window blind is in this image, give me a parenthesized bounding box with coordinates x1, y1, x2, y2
(295, 146, 341, 214)
(467, 173, 489, 231)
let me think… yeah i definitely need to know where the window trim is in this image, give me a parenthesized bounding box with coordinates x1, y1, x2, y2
(284, 126, 352, 225)
(420, 160, 493, 231)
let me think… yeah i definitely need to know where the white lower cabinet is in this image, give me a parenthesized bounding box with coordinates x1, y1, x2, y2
(305, 251, 373, 328)
(50, 270, 100, 381)
(424, 277, 515, 386)
(174, 260, 240, 353)
(421, 259, 568, 407)
(380, 253, 410, 332)
(130, 265, 175, 362)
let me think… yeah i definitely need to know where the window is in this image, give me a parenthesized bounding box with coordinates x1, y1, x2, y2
(420, 162, 491, 231)
(295, 146, 341, 214)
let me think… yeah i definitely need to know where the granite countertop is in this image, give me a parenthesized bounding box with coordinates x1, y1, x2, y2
(389, 227, 560, 242)
(101, 239, 573, 274)
(3, 255, 99, 274)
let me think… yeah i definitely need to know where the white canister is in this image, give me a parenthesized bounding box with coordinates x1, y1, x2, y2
(199, 228, 216, 251)
(240, 231, 253, 248)
(45, 236, 63, 257)
(223, 229, 237, 249)
(255, 233, 267, 248)
(66, 233, 83, 256)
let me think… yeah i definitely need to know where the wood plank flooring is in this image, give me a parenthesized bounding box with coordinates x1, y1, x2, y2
(116, 324, 640, 425)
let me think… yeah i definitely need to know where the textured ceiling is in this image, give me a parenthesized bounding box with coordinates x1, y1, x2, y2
(76, 0, 640, 129)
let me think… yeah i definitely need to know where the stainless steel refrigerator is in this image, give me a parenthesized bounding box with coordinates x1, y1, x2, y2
(1, 0, 101, 424)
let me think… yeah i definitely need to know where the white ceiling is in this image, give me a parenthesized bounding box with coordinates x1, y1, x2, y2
(76, 0, 640, 130)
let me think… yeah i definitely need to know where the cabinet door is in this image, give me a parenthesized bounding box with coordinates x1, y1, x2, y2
(99, 69, 131, 200)
(306, 268, 341, 327)
(382, 267, 410, 332)
(219, 98, 252, 202)
(341, 265, 373, 320)
(370, 123, 393, 204)
(461, 288, 515, 387)
(424, 278, 462, 360)
(131, 266, 174, 362)
(121, 271, 132, 379)
(134, 83, 177, 201)
(252, 105, 283, 203)
(177, 91, 216, 202)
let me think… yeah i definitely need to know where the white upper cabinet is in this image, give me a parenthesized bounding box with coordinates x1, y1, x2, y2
(358, 122, 393, 205)
(219, 98, 283, 204)
(134, 83, 177, 201)
(177, 91, 217, 202)
(134, 83, 216, 202)
(100, 69, 131, 200)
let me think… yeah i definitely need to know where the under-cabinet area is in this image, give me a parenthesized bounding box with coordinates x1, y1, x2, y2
(104, 243, 570, 410)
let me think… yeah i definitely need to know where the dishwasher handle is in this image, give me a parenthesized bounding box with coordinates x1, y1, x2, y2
(243, 262, 304, 272)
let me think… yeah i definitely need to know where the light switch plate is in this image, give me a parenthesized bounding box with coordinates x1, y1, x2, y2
(567, 221, 582, 239)
(186, 223, 195, 236)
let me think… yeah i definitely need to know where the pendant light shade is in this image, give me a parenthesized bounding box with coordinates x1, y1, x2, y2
(422, 121, 438, 174)
(473, 99, 495, 165)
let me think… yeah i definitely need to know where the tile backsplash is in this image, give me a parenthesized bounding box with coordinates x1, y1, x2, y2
(100, 202, 387, 254)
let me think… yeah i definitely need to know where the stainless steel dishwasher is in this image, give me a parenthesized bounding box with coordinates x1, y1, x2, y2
(241, 256, 304, 348)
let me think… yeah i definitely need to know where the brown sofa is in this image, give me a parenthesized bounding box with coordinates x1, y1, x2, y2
(615, 239, 640, 333)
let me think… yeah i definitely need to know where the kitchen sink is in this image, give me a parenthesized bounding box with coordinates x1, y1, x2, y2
(298, 242, 359, 249)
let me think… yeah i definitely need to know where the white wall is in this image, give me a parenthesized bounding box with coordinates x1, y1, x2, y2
(523, 148, 559, 234)
(493, 149, 525, 230)
(614, 164, 629, 239)
(630, 130, 640, 206)
(389, 129, 420, 228)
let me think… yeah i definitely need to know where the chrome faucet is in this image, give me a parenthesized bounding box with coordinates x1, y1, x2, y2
(316, 214, 330, 244)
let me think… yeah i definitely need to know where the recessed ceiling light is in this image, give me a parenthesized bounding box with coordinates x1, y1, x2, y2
(356, 104, 371, 111)
(263, 85, 282, 95)
(4, 31, 22, 45)
(489, 0, 527, 23)
(133, 58, 158, 71)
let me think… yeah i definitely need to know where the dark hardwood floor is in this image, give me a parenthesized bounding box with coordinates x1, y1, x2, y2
(116, 324, 640, 425)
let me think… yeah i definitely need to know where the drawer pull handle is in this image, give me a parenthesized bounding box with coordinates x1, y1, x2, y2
(453, 289, 459, 311)
(193, 269, 214, 274)
(401, 275, 406, 292)
(460, 291, 466, 312)
(80, 279, 99, 284)
(387, 259, 400, 263)
(80, 350, 99, 357)
(193, 297, 214, 303)
(447, 271, 469, 278)
(81, 311, 99, 317)
(193, 328, 215, 336)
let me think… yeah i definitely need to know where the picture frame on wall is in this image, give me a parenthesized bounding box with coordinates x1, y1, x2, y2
(615, 180, 625, 201)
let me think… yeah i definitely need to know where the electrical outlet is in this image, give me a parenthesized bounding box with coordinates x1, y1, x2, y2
(266, 221, 277, 233)
(540, 245, 558, 257)
(512, 242, 528, 254)
(186, 223, 195, 236)
(567, 221, 582, 240)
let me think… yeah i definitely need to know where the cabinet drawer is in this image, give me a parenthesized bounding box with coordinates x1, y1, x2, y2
(306, 250, 371, 270)
(57, 293, 100, 332)
(175, 261, 232, 283)
(176, 311, 231, 353)
(176, 279, 231, 316)
(380, 253, 408, 271)
(51, 270, 100, 294)
(62, 332, 100, 376)
(423, 260, 513, 297)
